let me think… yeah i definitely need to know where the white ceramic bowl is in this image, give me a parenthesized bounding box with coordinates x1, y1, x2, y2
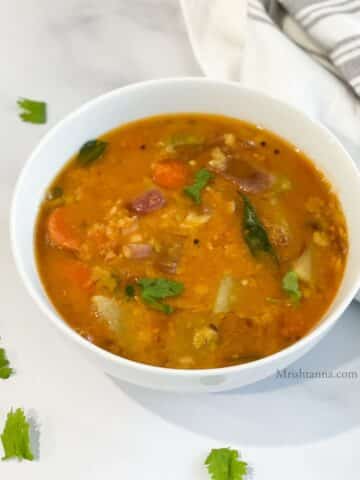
(11, 78, 360, 392)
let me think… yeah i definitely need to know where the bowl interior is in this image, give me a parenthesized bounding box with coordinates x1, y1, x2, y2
(11, 78, 360, 369)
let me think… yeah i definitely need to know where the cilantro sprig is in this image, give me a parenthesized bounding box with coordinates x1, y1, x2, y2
(205, 448, 248, 480)
(1, 409, 34, 461)
(137, 278, 184, 314)
(17, 98, 47, 124)
(0, 348, 13, 379)
(184, 168, 214, 204)
(282, 270, 302, 304)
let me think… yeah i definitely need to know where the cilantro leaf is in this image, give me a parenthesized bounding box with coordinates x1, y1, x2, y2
(205, 448, 248, 480)
(1, 409, 34, 461)
(241, 193, 277, 261)
(0, 348, 13, 379)
(282, 270, 302, 304)
(77, 139, 108, 166)
(184, 168, 214, 204)
(137, 278, 184, 314)
(17, 98, 47, 124)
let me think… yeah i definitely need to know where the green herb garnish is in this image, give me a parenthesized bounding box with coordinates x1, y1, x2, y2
(1, 409, 34, 461)
(77, 139, 107, 166)
(0, 348, 13, 379)
(282, 270, 302, 304)
(17, 98, 46, 124)
(241, 193, 277, 261)
(137, 278, 184, 314)
(125, 284, 135, 299)
(184, 168, 214, 204)
(205, 448, 248, 480)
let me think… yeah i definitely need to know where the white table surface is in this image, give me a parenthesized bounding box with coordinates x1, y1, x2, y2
(1, 1, 359, 478)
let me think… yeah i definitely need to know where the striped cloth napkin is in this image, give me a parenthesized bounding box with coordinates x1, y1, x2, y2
(254, 0, 360, 97)
(180, 0, 360, 300)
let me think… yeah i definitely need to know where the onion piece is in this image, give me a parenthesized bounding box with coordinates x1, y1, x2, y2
(123, 243, 152, 259)
(213, 275, 234, 314)
(92, 295, 122, 332)
(129, 189, 166, 215)
(219, 170, 274, 194)
(293, 248, 312, 283)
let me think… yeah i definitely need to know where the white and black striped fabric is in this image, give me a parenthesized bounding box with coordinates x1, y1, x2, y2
(251, 0, 360, 97)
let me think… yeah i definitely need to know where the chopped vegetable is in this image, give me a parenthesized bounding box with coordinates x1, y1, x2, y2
(205, 448, 248, 480)
(129, 189, 166, 215)
(138, 278, 184, 314)
(208, 147, 227, 172)
(193, 325, 218, 349)
(1, 408, 34, 461)
(213, 276, 234, 314)
(123, 243, 153, 259)
(47, 206, 81, 251)
(152, 161, 188, 189)
(17, 98, 46, 124)
(92, 296, 122, 331)
(184, 168, 214, 204)
(293, 247, 312, 283)
(162, 132, 204, 152)
(156, 236, 185, 274)
(0, 348, 13, 379)
(221, 171, 273, 194)
(92, 266, 119, 293)
(282, 270, 302, 303)
(77, 139, 107, 166)
(62, 260, 93, 291)
(125, 284, 135, 298)
(241, 194, 277, 261)
(182, 211, 211, 228)
(313, 230, 329, 247)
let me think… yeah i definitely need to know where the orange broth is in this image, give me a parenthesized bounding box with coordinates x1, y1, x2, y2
(35, 114, 347, 369)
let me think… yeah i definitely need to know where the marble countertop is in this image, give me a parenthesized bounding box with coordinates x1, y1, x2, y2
(1, 1, 359, 478)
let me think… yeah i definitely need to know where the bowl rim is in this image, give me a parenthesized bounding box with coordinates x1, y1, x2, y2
(10, 76, 360, 378)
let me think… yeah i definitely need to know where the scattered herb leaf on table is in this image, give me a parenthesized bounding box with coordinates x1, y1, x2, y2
(1, 409, 34, 461)
(17, 98, 47, 124)
(0, 348, 13, 379)
(205, 447, 248, 480)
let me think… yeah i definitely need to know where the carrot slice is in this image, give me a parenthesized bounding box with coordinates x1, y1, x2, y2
(152, 161, 188, 189)
(47, 206, 81, 251)
(61, 260, 93, 292)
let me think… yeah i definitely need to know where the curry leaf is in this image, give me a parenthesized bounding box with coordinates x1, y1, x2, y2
(241, 193, 277, 261)
(184, 168, 214, 204)
(0, 348, 13, 380)
(282, 270, 302, 304)
(77, 139, 107, 166)
(17, 98, 47, 124)
(205, 448, 248, 480)
(137, 278, 184, 314)
(1, 409, 34, 461)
